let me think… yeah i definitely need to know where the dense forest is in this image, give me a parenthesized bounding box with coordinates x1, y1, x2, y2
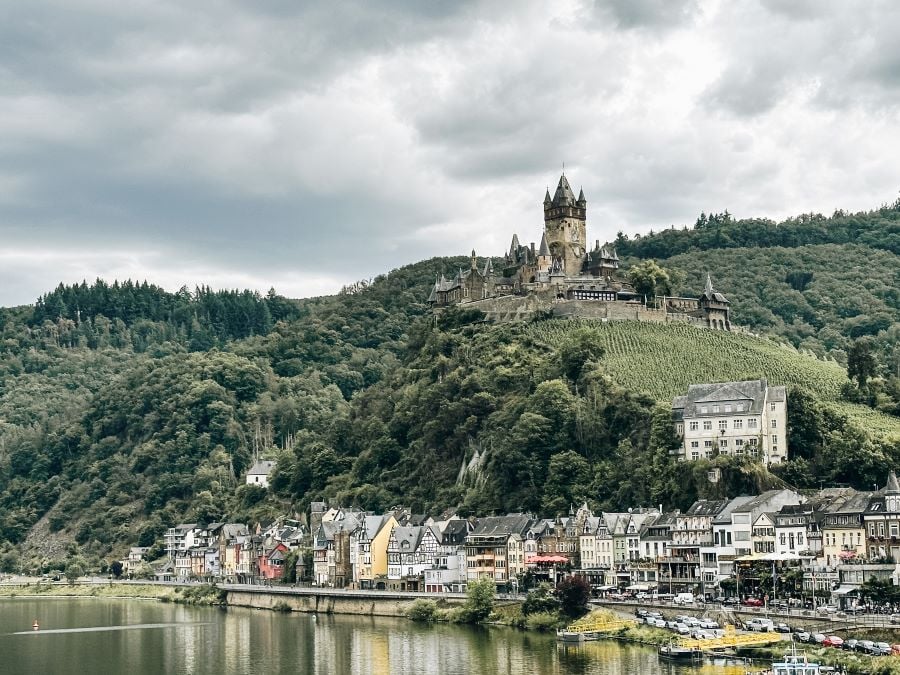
(0, 204, 899, 572)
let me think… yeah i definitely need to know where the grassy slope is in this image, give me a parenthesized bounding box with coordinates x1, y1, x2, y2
(527, 320, 900, 439)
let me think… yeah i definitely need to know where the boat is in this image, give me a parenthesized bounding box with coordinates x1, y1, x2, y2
(771, 647, 826, 675)
(657, 644, 701, 660)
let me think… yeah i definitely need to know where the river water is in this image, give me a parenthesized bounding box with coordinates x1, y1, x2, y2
(0, 598, 755, 674)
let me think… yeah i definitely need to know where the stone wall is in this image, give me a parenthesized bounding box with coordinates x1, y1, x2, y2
(224, 587, 466, 617)
(462, 293, 709, 326)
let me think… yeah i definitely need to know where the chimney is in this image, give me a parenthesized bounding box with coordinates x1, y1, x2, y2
(530, 243, 536, 255)
(596, 240, 600, 249)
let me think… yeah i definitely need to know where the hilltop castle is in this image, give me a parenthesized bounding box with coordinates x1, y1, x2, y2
(428, 173, 731, 329)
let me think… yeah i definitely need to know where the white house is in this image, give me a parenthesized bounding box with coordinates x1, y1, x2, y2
(672, 379, 787, 465)
(246, 460, 276, 488)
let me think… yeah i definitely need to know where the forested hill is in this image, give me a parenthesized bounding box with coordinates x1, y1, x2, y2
(0, 205, 899, 573)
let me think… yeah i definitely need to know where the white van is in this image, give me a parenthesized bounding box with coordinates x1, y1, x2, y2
(673, 593, 695, 605)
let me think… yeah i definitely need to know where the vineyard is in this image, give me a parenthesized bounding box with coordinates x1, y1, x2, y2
(527, 320, 900, 439)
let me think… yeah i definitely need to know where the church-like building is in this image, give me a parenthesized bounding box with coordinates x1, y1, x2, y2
(428, 173, 731, 329)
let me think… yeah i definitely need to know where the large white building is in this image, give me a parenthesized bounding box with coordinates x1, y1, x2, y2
(672, 379, 787, 465)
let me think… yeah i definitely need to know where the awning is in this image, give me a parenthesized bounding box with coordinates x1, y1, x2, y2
(832, 585, 859, 596)
(526, 555, 569, 564)
(626, 584, 650, 591)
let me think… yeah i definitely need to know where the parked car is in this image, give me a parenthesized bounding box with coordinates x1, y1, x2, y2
(653, 619, 667, 628)
(796, 632, 811, 643)
(874, 642, 892, 656)
(812, 633, 827, 644)
(635, 608, 648, 618)
(857, 640, 875, 654)
(823, 636, 844, 648)
(843, 639, 858, 651)
(816, 605, 838, 615)
(774, 623, 791, 633)
(723, 596, 740, 606)
(674, 593, 695, 605)
(890, 643, 900, 656)
(675, 623, 690, 635)
(746, 618, 774, 632)
(700, 619, 719, 630)
(743, 597, 764, 607)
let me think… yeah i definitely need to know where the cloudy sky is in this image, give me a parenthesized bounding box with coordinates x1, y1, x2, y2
(2, 0, 899, 306)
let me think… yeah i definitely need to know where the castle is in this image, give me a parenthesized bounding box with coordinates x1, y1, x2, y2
(428, 173, 732, 329)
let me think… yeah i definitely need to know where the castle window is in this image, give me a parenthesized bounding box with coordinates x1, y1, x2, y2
(704, 440, 712, 448)
(700, 406, 708, 414)
(690, 441, 699, 448)
(725, 404, 732, 413)
(718, 420, 727, 431)
(703, 421, 712, 431)
(734, 419, 743, 429)
(771, 419, 777, 429)
(689, 421, 698, 431)
(748, 419, 758, 429)
(713, 405, 720, 413)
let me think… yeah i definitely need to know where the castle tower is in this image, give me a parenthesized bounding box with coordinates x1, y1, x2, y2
(699, 273, 731, 330)
(544, 174, 587, 276)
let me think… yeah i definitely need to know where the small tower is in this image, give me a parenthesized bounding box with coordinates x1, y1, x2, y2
(536, 232, 552, 279)
(885, 471, 900, 513)
(543, 174, 587, 276)
(699, 273, 731, 330)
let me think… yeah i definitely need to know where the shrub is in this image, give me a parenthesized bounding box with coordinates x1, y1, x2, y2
(272, 601, 292, 613)
(525, 611, 560, 632)
(406, 599, 438, 622)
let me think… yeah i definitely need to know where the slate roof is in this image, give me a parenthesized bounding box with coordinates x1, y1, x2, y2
(672, 379, 778, 419)
(470, 514, 533, 537)
(391, 526, 425, 552)
(248, 460, 276, 476)
(551, 174, 576, 206)
(712, 496, 755, 524)
(685, 499, 727, 517)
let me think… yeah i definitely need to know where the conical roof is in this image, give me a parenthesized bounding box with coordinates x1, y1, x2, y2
(551, 174, 576, 206)
(538, 232, 550, 256)
(544, 188, 552, 205)
(577, 187, 586, 203)
(886, 471, 900, 494)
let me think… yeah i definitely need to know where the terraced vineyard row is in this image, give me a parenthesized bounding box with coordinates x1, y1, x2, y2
(526, 320, 900, 439)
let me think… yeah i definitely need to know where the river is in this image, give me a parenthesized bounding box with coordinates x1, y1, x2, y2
(0, 597, 757, 674)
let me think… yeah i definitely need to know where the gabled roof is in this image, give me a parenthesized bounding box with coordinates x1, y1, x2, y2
(248, 460, 275, 476)
(712, 496, 755, 524)
(391, 525, 425, 551)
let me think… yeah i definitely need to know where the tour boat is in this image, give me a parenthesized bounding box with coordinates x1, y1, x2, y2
(770, 649, 825, 675)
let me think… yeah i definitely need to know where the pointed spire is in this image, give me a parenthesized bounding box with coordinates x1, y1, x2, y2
(577, 187, 585, 204)
(471, 249, 477, 270)
(552, 174, 575, 206)
(509, 233, 521, 257)
(538, 232, 550, 257)
(887, 471, 900, 494)
(705, 272, 714, 294)
(544, 188, 551, 205)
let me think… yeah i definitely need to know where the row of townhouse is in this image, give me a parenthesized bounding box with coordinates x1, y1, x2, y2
(155, 519, 307, 583)
(567, 471, 900, 609)
(145, 471, 900, 605)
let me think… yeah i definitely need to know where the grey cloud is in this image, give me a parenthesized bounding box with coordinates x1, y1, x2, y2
(585, 0, 702, 30)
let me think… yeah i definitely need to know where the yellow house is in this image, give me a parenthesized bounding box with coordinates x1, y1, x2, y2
(356, 514, 397, 589)
(822, 492, 872, 567)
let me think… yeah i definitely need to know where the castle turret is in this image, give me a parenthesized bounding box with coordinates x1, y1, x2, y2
(536, 232, 552, 278)
(543, 173, 587, 276)
(699, 273, 731, 330)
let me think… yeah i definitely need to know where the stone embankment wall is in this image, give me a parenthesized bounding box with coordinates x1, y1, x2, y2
(224, 587, 466, 617)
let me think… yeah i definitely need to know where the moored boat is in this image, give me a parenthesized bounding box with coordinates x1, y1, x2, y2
(657, 644, 700, 660)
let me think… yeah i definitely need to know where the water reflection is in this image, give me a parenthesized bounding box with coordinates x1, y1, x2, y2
(0, 598, 751, 674)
